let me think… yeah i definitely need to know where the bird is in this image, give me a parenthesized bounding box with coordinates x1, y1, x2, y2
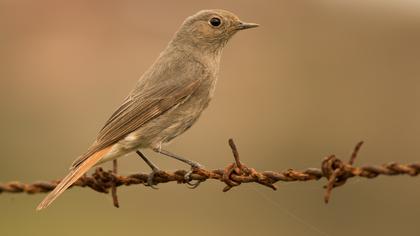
(36, 9, 258, 210)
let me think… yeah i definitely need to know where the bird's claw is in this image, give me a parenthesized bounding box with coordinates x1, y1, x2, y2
(146, 168, 161, 189)
(184, 163, 204, 189)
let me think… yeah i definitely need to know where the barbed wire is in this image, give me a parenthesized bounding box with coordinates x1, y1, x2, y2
(1, 139, 419, 207)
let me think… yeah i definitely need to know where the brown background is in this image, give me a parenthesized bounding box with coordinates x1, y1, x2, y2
(1, 1, 420, 235)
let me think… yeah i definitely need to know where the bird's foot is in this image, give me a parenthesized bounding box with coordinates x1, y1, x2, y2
(184, 162, 204, 189)
(146, 167, 162, 189)
(151, 148, 205, 189)
(136, 150, 162, 189)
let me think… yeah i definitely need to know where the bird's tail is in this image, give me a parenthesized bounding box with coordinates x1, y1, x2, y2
(36, 146, 112, 211)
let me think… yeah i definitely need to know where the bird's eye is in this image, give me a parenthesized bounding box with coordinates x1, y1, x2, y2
(209, 17, 221, 27)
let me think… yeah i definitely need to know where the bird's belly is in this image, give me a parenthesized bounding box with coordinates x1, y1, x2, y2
(149, 93, 211, 148)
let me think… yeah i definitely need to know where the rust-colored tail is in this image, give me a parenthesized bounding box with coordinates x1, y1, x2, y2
(36, 147, 112, 211)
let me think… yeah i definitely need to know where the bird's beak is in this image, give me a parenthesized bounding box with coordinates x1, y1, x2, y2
(237, 21, 259, 30)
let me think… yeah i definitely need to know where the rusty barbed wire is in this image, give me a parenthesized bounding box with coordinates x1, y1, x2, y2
(1, 139, 419, 207)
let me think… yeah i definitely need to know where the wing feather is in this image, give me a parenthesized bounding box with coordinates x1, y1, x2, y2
(71, 78, 201, 168)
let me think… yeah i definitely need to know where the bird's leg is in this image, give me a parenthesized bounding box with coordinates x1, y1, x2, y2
(136, 150, 161, 189)
(153, 148, 203, 188)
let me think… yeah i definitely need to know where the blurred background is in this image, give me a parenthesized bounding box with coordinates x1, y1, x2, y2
(1, 0, 420, 235)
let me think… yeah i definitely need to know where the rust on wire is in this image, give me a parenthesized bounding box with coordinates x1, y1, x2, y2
(1, 139, 419, 207)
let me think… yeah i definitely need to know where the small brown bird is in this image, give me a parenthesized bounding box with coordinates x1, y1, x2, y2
(36, 9, 258, 210)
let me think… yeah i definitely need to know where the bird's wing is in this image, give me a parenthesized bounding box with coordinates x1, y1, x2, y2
(70, 77, 202, 169)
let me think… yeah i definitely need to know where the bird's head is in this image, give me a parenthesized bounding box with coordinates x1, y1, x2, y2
(172, 9, 259, 53)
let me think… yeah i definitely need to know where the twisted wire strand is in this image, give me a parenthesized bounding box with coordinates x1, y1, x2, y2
(1, 139, 419, 207)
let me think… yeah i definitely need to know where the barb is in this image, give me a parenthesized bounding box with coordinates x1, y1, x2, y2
(1, 139, 419, 207)
(111, 159, 119, 208)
